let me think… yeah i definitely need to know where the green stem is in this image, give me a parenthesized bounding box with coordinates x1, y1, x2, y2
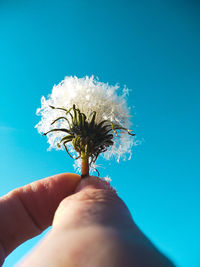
(81, 152, 89, 178)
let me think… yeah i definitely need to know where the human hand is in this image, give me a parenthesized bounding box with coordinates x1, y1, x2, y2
(0, 173, 80, 266)
(0, 174, 174, 267)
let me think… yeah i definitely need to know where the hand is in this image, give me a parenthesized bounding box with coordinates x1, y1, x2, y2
(0, 173, 80, 266)
(0, 174, 174, 267)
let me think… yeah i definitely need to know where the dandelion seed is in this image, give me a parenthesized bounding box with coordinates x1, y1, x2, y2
(35, 75, 136, 177)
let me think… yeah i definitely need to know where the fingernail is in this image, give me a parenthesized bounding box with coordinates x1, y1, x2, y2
(75, 176, 117, 194)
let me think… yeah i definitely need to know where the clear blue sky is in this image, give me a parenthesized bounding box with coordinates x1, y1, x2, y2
(0, 1, 200, 266)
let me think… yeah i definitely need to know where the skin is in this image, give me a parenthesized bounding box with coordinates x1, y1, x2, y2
(0, 174, 175, 267)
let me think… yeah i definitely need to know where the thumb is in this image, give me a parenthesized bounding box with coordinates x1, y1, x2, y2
(19, 177, 175, 267)
(52, 176, 135, 231)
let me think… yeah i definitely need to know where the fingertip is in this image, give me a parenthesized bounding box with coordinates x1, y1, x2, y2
(49, 173, 81, 193)
(75, 176, 117, 194)
(11, 173, 81, 233)
(0, 172, 81, 257)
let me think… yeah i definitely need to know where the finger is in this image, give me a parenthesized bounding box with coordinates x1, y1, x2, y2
(53, 176, 136, 231)
(20, 176, 174, 267)
(0, 173, 80, 257)
(20, 176, 137, 267)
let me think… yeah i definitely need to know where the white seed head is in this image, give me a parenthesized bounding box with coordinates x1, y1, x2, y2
(35, 75, 135, 165)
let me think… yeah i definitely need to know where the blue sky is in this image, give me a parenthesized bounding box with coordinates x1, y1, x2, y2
(0, 1, 200, 266)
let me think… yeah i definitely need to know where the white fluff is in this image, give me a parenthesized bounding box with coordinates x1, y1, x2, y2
(35, 75, 135, 167)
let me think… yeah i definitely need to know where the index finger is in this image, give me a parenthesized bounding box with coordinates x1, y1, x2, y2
(0, 173, 80, 258)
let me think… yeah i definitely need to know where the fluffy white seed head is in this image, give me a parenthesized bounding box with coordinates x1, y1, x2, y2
(35, 75, 135, 165)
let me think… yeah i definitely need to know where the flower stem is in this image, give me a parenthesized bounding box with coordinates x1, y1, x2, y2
(81, 152, 89, 178)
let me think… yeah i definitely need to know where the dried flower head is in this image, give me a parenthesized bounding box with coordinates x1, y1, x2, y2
(35, 76, 135, 177)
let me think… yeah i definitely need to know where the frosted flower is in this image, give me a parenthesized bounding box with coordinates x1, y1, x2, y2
(35, 75, 135, 177)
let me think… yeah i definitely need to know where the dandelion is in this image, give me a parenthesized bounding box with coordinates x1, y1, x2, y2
(35, 76, 135, 178)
